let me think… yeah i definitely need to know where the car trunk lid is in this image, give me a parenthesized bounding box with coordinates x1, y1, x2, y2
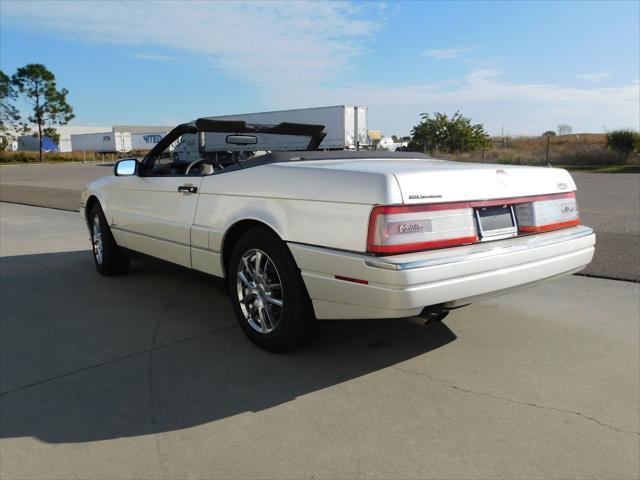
(287, 158, 576, 204)
(391, 161, 575, 204)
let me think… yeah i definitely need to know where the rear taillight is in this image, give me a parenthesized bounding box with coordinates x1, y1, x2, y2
(515, 192, 580, 233)
(367, 203, 478, 254)
(367, 192, 580, 255)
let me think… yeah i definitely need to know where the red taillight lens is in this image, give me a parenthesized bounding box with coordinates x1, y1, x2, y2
(367, 203, 478, 254)
(515, 192, 580, 233)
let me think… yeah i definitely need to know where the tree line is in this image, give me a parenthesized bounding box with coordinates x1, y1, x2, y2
(0, 64, 74, 161)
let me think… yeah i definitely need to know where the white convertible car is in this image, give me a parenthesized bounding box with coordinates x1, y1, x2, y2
(81, 118, 595, 351)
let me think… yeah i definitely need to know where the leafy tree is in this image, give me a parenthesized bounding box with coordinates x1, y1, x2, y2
(0, 70, 21, 134)
(11, 64, 74, 161)
(411, 111, 489, 153)
(542, 130, 556, 137)
(43, 127, 60, 144)
(557, 124, 572, 136)
(606, 129, 639, 163)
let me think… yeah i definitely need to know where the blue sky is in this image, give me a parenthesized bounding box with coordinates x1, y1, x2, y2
(1, 0, 638, 136)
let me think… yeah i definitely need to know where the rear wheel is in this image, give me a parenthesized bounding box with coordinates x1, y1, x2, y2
(227, 227, 316, 352)
(90, 203, 130, 276)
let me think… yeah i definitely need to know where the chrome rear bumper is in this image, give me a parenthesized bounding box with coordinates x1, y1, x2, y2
(289, 226, 595, 320)
(364, 226, 594, 271)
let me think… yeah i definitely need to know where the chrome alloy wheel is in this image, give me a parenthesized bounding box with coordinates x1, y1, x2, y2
(92, 214, 104, 265)
(236, 249, 284, 333)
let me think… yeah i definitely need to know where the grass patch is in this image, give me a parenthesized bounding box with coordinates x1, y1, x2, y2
(437, 133, 639, 166)
(0, 151, 127, 164)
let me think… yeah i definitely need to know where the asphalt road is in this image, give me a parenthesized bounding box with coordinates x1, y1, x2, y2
(1, 162, 638, 281)
(0, 162, 114, 211)
(0, 202, 638, 479)
(573, 173, 640, 281)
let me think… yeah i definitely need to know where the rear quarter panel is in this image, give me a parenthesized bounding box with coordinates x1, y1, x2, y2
(193, 163, 403, 253)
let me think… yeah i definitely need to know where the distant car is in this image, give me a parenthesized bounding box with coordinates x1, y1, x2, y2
(81, 118, 595, 352)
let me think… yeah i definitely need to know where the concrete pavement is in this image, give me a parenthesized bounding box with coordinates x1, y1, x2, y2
(0, 203, 638, 479)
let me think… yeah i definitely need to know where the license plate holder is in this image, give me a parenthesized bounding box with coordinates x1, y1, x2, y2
(475, 205, 518, 241)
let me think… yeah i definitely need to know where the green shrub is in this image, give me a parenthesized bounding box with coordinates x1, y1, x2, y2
(606, 129, 639, 163)
(411, 111, 489, 153)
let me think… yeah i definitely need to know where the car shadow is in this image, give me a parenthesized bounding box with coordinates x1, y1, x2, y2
(0, 250, 456, 443)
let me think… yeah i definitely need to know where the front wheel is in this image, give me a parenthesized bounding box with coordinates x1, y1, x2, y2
(90, 203, 130, 276)
(227, 227, 316, 352)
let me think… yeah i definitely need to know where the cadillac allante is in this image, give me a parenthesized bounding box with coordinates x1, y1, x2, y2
(81, 119, 595, 351)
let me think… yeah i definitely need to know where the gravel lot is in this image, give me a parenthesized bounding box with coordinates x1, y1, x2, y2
(1, 203, 638, 479)
(1, 162, 638, 280)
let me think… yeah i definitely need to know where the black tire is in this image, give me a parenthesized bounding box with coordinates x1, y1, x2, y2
(227, 227, 317, 352)
(89, 203, 130, 276)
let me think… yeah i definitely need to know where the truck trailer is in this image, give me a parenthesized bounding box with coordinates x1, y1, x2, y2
(209, 105, 368, 149)
(171, 105, 368, 163)
(70, 131, 132, 153)
(17, 135, 58, 152)
(131, 132, 167, 151)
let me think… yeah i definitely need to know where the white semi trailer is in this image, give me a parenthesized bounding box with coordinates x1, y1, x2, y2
(17, 135, 58, 152)
(70, 131, 132, 153)
(172, 105, 368, 163)
(131, 132, 167, 151)
(210, 105, 368, 149)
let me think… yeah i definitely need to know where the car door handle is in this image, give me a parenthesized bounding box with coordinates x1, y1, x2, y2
(178, 185, 198, 194)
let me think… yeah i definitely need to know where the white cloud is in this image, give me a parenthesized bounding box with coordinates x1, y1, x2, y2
(576, 71, 612, 82)
(422, 45, 479, 59)
(130, 53, 175, 62)
(0, 0, 380, 87)
(269, 71, 640, 135)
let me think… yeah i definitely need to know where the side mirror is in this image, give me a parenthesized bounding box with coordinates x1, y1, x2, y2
(114, 159, 139, 176)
